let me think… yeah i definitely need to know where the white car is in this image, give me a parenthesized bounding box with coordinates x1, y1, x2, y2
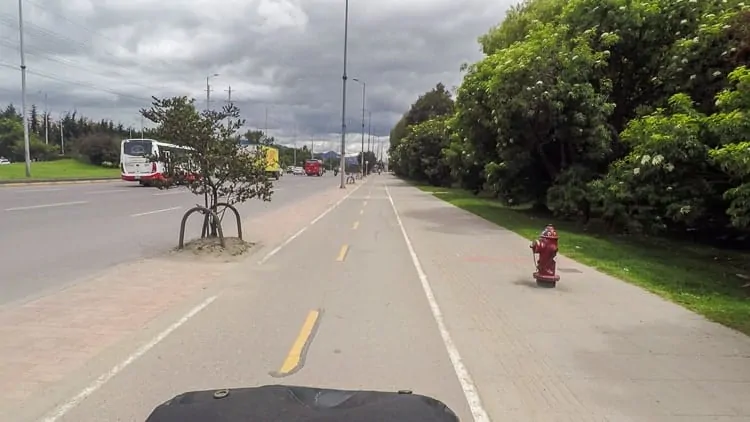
(0, 158, 10, 165)
(293, 166, 304, 175)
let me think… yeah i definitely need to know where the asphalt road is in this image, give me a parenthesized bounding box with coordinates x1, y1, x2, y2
(0, 173, 335, 305)
(2, 175, 749, 421)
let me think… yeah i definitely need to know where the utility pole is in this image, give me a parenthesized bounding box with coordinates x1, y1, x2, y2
(367, 111, 371, 153)
(140, 115, 144, 138)
(18, 0, 31, 177)
(59, 113, 64, 155)
(44, 92, 49, 144)
(225, 85, 233, 128)
(264, 107, 268, 139)
(205, 73, 219, 111)
(206, 77, 210, 111)
(310, 135, 314, 160)
(293, 125, 297, 166)
(352, 78, 366, 177)
(338, 0, 350, 188)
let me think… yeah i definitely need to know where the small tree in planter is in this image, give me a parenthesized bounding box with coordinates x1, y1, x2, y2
(140, 96, 273, 248)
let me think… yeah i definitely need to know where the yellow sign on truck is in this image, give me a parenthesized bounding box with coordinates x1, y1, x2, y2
(239, 144, 282, 180)
(263, 146, 282, 180)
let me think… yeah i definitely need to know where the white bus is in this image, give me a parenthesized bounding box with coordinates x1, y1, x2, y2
(120, 138, 193, 186)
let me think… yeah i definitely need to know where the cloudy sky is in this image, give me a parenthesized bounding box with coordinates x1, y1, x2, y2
(0, 0, 511, 153)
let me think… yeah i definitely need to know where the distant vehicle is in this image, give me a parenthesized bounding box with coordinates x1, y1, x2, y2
(0, 157, 10, 165)
(304, 159, 324, 176)
(293, 166, 304, 175)
(120, 138, 193, 186)
(259, 146, 282, 180)
(286, 166, 294, 174)
(240, 145, 282, 180)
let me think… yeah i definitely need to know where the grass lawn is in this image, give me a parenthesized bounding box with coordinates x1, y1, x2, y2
(0, 159, 119, 181)
(418, 184, 750, 335)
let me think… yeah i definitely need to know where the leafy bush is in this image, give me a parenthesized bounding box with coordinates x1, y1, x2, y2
(75, 132, 119, 165)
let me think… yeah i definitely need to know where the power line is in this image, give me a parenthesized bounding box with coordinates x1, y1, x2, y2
(0, 8, 182, 102)
(0, 39, 167, 94)
(0, 61, 152, 102)
(21, 0, 180, 72)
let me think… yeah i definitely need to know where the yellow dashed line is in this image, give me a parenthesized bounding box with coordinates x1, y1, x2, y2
(336, 244, 350, 261)
(276, 310, 321, 375)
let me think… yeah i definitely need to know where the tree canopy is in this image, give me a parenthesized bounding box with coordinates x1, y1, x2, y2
(389, 0, 750, 239)
(141, 96, 273, 209)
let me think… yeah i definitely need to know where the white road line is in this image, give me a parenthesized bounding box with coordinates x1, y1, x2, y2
(4, 201, 88, 211)
(153, 190, 186, 196)
(258, 181, 364, 265)
(384, 182, 490, 422)
(130, 206, 181, 217)
(86, 189, 131, 195)
(40, 295, 217, 422)
(14, 188, 63, 193)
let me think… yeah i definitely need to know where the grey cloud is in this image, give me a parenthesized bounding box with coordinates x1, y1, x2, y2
(0, 0, 513, 153)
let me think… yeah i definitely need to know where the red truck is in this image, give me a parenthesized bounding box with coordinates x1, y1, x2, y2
(304, 159, 324, 176)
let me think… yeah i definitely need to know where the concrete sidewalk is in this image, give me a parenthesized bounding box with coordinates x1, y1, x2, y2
(386, 176, 750, 420)
(9, 175, 749, 422)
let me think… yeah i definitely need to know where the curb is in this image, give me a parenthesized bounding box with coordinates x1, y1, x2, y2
(0, 178, 120, 187)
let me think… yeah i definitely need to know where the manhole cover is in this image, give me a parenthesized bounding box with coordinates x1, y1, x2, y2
(558, 267, 582, 273)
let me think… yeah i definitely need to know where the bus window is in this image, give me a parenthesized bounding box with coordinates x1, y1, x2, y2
(123, 139, 152, 156)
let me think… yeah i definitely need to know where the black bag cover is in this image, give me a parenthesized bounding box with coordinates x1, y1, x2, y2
(145, 384, 460, 422)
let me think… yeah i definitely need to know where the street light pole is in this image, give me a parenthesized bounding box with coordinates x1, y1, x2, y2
(59, 112, 64, 155)
(205, 73, 219, 111)
(44, 92, 49, 144)
(338, 0, 350, 189)
(367, 110, 371, 153)
(352, 78, 366, 177)
(18, 0, 31, 177)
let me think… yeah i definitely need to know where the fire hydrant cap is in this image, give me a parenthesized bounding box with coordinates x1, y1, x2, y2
(541, 224, 559, 239)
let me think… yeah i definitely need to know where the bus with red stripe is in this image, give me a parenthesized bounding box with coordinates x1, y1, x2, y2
(120, 138, 194, 186)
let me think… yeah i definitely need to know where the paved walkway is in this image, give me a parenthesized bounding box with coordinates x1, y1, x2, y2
(387, 176, 750, 420)
(4, 175, 748, 421)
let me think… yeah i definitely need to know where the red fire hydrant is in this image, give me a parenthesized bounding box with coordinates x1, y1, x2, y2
(530, 224, 560, 288)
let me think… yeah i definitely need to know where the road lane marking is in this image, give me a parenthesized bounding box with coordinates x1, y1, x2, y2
(352, 221, 359, 230)
(359, 209, 364, 215)
(86, 189, 131, 195)
(336, 244, 349, 261)
(130, 206, 181, 217)
(153, 190, 187, 196)
(258, 181, 364, 264)
(4, 200, 88, 211)
(270, 309, 322, 377)
(363, 200, 367, 206)
(41, 295, 217, 422)
(385, 182, 490, 422)
(14, 188, 63, 193)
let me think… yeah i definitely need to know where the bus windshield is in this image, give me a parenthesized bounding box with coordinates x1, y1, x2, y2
(122, 139, 153, 157)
